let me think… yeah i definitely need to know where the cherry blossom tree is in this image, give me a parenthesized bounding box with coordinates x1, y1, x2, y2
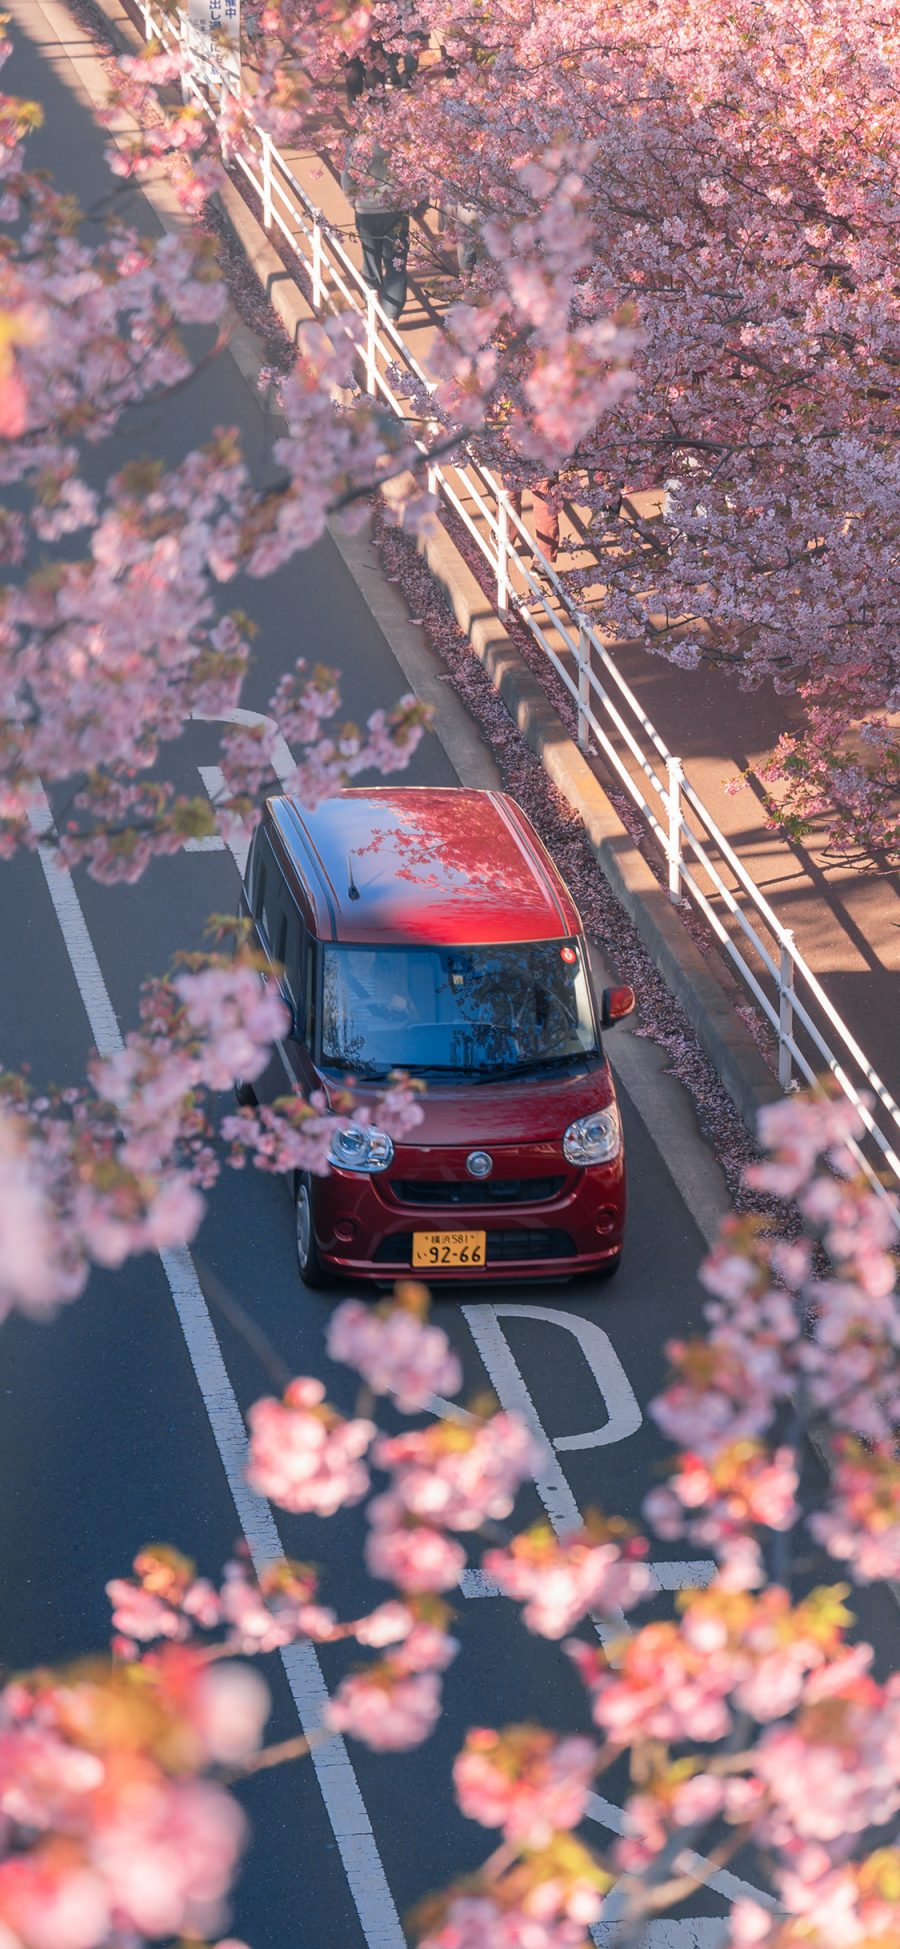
(2, 13, 900, 1949)
(3, 1099, 900, 1949)
(290, 0, 900, 858)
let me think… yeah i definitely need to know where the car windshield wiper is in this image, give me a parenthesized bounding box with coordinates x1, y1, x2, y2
(468, 1049, 601, 1081)
(409, 1061, 541, 1080)
(405, 1063, 471, 1079)
(324, 1059, 391, 1080)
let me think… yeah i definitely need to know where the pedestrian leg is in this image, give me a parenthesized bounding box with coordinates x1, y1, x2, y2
(531, 477, 560, 565)
(379, 212, 409, 321)
(355, 211, 385, 292)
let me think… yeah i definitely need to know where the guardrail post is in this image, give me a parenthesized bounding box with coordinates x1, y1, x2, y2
(365, 289, 378, 394)
(577, 619, 591, 753)
(667, 755, 684, 901)
(260, 132, 273, 232)
(311, 223, 324, 309)
(778, 930, 796, 1088)
(496, 495, 510, 615)
(140, 0, 153, 38)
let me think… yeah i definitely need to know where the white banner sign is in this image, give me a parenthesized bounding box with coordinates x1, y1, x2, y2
(185, 0, 239, 92)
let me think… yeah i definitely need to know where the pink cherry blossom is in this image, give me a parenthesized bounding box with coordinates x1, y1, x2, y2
(0, 1109, 66, 1318)
(644, 1443, 799, 1589)
(397, 1622, 460, 1674)
(453, 1726, 597, 1846)
(353, 1600, 415, 1649)
(4, 8, 900, 1944)
(0, 1851, 111, 1949)
(416, 1834, 609, 1949)
(88, 1775, 246, 1940)
(568, 1623, 735, 1747)
(374, 1412, 539, 1530)
(192, 1664, 270, 1766)
(809, 1440, 900, 1583)
(246, 1376, 375, 1517)
(614, 1773, 727, 1874)
(105, 1581, 186, 1647)
(106, 1546, 222, 1649)
(217, 1558, 327, 1655)
(325, 1665, 444, 1751)
(483, 1519, 652, 1638)
(365, 1493, 467, 1593)
(326, 1290, 463, 1412)
(754, 1661, 900, 1846)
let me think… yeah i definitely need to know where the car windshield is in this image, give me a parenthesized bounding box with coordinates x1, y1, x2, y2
(319, 940, 599, 1079)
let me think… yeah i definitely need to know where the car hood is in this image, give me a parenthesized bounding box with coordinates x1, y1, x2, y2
(326, 1059, 615, 1147)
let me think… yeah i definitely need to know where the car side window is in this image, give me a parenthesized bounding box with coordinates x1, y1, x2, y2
(250, 829, 275, 939)
(249, 831, 285, 952)
(276, 888, 311, 1041)
(245, 830, 312, 1042)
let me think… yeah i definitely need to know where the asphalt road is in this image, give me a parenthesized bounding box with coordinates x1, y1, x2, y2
(2, 13, 895, 1949)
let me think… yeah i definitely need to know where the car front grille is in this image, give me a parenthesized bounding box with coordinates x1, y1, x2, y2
(392, 1175, 565, 1208)
(373, 1229, 576, 1266)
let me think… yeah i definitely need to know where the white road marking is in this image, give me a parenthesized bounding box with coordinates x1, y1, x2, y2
(489, 1303, 642, 1453)
(457, 1308, 716, 1642)
(459, 1567, 504, 1598)
(197, 763, 248, 869)
(459, 1560, 716, 1600)
(462, 1304, 590, 1537)
(191, 707, 296, 785)
(591, 1922, 726, 1947)
(650, 1561, 716, 1592)
(28, 786, 408, 1949)
(462, 1302, 641, 1645)
(586, 1794, 777, 1913)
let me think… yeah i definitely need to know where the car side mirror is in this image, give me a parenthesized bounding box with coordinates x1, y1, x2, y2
(601, 983, 636, 1028)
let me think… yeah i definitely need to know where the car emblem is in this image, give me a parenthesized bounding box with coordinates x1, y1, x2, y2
(466, 1150, 493, 1178)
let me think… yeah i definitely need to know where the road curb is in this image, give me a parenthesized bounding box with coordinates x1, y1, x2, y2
(77, 0, 782, 1140)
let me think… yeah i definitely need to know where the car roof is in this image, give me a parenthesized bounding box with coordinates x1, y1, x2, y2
(264, 788, 583, 945)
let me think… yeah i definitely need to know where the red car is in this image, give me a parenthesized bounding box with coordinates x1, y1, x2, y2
(239, 787, 634, 1285)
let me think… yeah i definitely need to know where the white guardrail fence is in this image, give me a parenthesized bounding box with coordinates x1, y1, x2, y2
(141, 5, 900, 1220)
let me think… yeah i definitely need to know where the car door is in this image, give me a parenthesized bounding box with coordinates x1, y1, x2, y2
(242, 828, 315, 1105)
(270, 879, 319, 1101)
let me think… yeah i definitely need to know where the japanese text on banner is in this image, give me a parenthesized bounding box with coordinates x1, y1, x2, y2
(187, 0, 239, 91)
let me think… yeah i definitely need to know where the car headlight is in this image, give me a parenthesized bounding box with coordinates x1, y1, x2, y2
(328, 1123, 394, 1173)
(563, 1105, 621, 1165)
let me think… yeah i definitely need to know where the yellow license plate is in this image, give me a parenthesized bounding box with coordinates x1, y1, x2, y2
(412, 1230, 487, 1269)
